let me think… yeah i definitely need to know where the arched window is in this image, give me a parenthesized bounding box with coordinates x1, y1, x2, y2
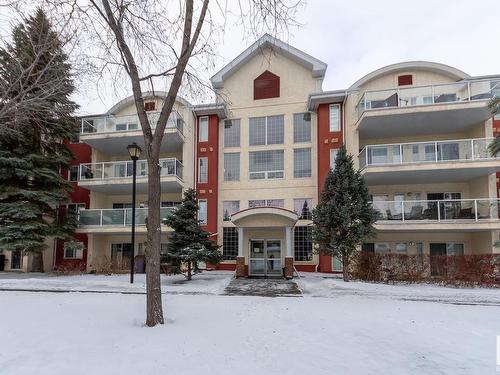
(253, 70, 280, 100)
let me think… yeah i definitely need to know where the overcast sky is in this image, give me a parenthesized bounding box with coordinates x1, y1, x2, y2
(72, 0, 500, 114)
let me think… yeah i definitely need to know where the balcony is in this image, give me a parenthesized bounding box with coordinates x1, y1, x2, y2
(79, 112, 184, 154)
(78, 158, 183, 194)
(77, 207, 175, 234)
(355, 78, 499, 139)
(373, 199, 500, 231)
(359, 138, 500, 184)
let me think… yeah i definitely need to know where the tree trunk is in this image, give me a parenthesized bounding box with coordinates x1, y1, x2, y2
(145, 153, 164, 326)
(187, 261, 192, 281)
(342, 253, 350, 282)
(31, 252, 44, 272)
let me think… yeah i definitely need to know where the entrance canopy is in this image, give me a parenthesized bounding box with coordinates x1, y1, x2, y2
(231, 207, 299, 228)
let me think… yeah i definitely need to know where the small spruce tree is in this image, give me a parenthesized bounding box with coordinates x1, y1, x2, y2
(312, 146, 377, 281)
(164, 188, 222, 280)
(0, 9, 78, 272)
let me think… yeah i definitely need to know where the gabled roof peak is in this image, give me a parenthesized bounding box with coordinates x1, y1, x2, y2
(210, 34, 327, 89)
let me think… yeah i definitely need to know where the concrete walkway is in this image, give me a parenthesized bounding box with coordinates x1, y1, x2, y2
(224, 278, 302, 297)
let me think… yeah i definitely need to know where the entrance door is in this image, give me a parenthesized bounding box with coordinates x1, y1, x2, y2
(249, 240, 282, 277)
(429, 243, 447, 276)
(11, 250, 22, 270)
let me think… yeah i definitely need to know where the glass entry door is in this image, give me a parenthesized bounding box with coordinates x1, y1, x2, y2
(249, 239, 282, 277)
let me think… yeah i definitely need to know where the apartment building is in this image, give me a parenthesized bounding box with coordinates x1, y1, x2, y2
(7, 34, 496, 276)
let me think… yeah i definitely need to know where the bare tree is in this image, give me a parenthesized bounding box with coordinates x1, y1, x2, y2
(41, 0, 304, 327)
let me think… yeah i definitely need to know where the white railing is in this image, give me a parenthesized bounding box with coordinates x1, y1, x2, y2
(78, 207, 175, 227)
(359, 137, 498, 168)
(355, 77, 500, 119)
(372, 199, 500, 222)
(80, 111, 183, 135)
(79, 158, 183, 181)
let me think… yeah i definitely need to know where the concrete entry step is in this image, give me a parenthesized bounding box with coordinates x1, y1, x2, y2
(224, 277, 302, 297)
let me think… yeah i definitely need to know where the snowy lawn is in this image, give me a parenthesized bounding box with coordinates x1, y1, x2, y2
(0, 290, 499, 375)
(0, 271, 233, 295)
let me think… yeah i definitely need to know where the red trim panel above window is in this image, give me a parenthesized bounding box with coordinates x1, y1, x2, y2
(254, 70, 280, 100)
(397, 74, 413, 86)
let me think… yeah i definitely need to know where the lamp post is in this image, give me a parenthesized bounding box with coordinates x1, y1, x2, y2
(127, 142, 142, 284)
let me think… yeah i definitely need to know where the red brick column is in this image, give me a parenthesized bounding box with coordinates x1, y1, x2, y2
(236, 256, 246, 278)
(284, 257, 294, 279)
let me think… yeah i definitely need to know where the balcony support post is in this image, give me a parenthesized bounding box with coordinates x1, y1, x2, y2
(474, 200, 478, 222)
(437, 201, 441, 222)
(434, 142, 438, 162)
(99, 209, 103, 226)
(471, 139, 475, 160)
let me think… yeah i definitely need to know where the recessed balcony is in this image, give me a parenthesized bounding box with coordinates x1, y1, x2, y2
(76, 207, 175, 234)
(359, 138, 500, 185)
(355, 78, 499, 139)
(79, 112, 185, 154)
(77, 158, 184, 194)
(373, 198, 500, 231)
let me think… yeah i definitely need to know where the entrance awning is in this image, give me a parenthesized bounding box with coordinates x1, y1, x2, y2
(231, 207, 298, 227)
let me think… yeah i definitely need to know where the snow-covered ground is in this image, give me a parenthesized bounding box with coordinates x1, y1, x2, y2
(0, 272, 499, 374)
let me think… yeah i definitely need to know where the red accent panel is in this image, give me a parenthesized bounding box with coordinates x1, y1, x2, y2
(254, 70, 280, 100)
(196, 115, 219, 236)
(316, 103, 344, 274)
(398, 74, 413, 86)
(294, 264, 316, 272)
(215, 263, 237, 271)
(144, 101, 156, 111)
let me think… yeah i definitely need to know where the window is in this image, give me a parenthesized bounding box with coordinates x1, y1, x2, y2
(224, 153, 240, 181)
(398, 74, 413, 86)
(293, 113, 311, 143)
(330, 148, 338, 169)
(446, 243, 464, 256)
(329, 104, 340, 132)
(253, 70, 280, 100)
(294, 148, 311, 178)
(249, 115, 284, 145)
(112, 203, 132, 209)
(161, 201, 181, 208)
(69, 166, 79, 182)
(67, 203, 86, 215)
(249, 150, 284, 179)
(198, 157, 208, 183)
(395, 243, 408, 254)
(198, 199, 207, 225)
(374, 242, 390, 254)
(222, 227, 238, 260)
(224, 120, 240, 147)
(144, 101, 156, 111)
(199, 116, 208, 142)
(248, 199, 284, 208)
(294, 226, 312, 261)
(294, 198, 312, 220)
(223, 201, 240, 221)
(64, 242, 84, 259)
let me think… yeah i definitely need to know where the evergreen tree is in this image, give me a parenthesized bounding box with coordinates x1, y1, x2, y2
(0, 9, 78, 272)
(312, 146, 377, 281)
(164, 188, 222, 280)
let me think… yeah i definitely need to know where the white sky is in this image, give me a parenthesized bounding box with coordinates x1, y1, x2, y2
(53, 0, 500, 113)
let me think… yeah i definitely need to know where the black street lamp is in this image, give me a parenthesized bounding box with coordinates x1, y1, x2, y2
(127, 142, 142, 284)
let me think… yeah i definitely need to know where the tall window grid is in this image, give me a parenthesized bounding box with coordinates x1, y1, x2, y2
(199, 116, 209, 142)
(294, 226, 312, 261)
(198, 199, 207, 225)
(198, 157, 208, 183)
(329, 104, 340, 132)
(293, 113, 311, 143)
(222, 227, 238, 260)
(294, 148, 311, 178)
(224, 152, 240, 181)
(224, 119, 240, 147)
(330, 148, 339, 169)
(249, 115, 284, 145)
(68, 166, 79, 181)
(249, 150, 284, 179)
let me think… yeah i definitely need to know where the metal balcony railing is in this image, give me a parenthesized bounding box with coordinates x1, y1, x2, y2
(372, 199, 500, 222)
(80, 111, 183, 135)
(79, 158, 183, 181)
(355, 77, 500, 120)
(78, 207, 175, 227)
(359, 137, 498, 169)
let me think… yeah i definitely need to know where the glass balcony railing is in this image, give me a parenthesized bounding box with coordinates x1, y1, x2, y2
(373, 199, 500, 222)
(80, 111, 183, 135)
(359, 138, 498, 169)
(78, 207, 175, 227)
(79, 158, 183, 181)
(355, 78, 500, 120)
